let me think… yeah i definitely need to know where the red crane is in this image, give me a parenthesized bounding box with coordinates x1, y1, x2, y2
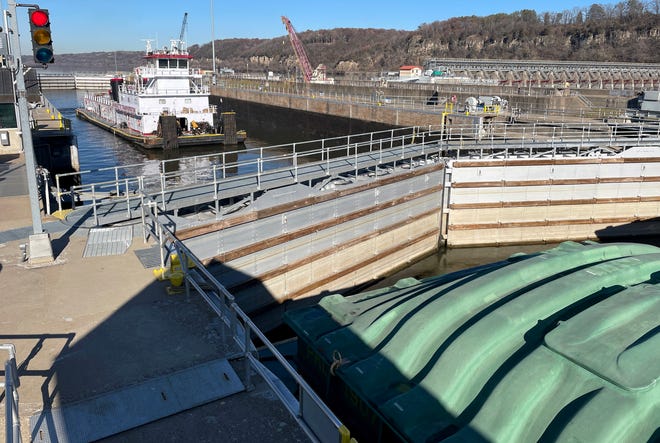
(281, 16, 313, 83)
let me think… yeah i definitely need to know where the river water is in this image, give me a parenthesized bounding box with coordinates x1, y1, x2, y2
(43, 89, 554, 286)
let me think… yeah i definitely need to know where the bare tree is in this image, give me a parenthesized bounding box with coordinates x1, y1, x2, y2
(587, 4, 607, 22)
(649, 0, 660, 14)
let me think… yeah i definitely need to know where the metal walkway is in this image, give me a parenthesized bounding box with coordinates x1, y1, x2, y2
(29, 358, 244, 443)
(61, 127, 444, 228)
(55, 123, 660, 229)
(82, 226, 133, 257)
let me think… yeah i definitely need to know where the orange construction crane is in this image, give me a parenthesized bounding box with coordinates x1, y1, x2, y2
(281, 16, 313, 83)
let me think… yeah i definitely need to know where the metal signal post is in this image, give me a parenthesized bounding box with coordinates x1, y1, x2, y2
(6, 0, 54, 263)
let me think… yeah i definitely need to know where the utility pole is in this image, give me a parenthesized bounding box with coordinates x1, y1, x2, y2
(6, 0, 54, 264)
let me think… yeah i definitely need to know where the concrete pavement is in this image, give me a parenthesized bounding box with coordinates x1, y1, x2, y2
(0, 154, 309, 442)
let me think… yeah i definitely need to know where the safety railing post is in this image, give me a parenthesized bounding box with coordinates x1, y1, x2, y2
(41, 169, 51, 215)
(2, 344, 21, 443)
(294, 153, 299, 182)
(125, 178, 131, 218)
(379, 138, 383, 165)
(213, 164, 219, 215)
(244, 326, 253, 390)
(115, 168, 120, 198)
(181, 252, 190, 302)
(401, 133, 405, 159)
(91, 184, 98, 226)
(160, 173, 167, 211)
(354, 143, 358, 179)
(257, 157, 262, 189)
(139, 177, 148, 243)
(421, 131, 425, 155)
(55, 174, 63, 214)
(158, 221, 165, 269)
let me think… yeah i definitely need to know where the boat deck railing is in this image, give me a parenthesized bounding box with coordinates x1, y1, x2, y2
(140, 197, 350, 442)
(52, 121, 660, 226)
(1, 343, 21, 443)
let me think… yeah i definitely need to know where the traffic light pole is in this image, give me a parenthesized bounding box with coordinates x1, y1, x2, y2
(6, 0, 53, 264)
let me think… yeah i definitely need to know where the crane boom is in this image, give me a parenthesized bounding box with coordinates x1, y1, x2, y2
(281, 16, 313, 83)
(179, 12, 188, 42)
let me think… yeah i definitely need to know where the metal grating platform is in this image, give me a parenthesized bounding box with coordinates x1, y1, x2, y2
(82, 226, 133, 257)
(134, 245, 162, 269)
(29, 358, 244, 443)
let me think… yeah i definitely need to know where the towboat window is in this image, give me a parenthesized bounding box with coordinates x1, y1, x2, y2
(159, 59, 168, 69)
(178, 59, 188, 69)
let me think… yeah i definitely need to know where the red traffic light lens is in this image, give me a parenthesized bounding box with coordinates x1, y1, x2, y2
(30, 10, 49, 27)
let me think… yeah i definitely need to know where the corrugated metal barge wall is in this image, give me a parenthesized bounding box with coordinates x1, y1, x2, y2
(446, 152, 660, 247)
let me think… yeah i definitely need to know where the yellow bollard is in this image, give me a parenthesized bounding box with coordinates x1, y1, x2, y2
(153, 266, 168, 280)
(168, 253, 184, 287)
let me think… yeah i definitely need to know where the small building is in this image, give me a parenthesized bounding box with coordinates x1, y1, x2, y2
(398, 65, 422, 78)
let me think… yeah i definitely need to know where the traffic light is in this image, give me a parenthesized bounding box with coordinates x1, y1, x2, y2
(28, 8, 54, 65)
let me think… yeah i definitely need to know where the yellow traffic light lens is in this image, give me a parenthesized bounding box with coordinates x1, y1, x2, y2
(30, 10, 49, 27)
(33, 29, 51, 45)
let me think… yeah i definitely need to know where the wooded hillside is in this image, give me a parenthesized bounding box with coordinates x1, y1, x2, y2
(54, 2, 660, 74)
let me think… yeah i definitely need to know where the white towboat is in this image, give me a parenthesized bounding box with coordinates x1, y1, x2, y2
(77, 39, 246, 149)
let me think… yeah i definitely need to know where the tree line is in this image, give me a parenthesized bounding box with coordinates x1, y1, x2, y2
(56, 2, 659, 74)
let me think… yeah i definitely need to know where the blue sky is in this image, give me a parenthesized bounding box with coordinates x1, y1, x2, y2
(6, 0, 611, 54)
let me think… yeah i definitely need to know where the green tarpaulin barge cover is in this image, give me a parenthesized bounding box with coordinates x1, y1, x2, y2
(284, 241, 660, 442)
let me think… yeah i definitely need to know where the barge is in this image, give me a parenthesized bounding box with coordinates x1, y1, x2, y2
(284, 241, 660, 442)
(77, 38, 246, 149)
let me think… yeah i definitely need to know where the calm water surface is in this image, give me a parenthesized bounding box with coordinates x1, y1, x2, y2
(43, 89, 554, 282)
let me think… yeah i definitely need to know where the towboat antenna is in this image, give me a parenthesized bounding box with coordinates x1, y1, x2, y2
(211, 1, 216, 73)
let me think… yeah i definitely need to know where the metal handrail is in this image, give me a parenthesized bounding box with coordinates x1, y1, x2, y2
(53, 122, 660, 221)
(1, 344, 21, 443)
(214, 78, 640, 119)
(140, 196, 349, 442)
(55, 121, 659, 194)
(53, 126, 438, 212)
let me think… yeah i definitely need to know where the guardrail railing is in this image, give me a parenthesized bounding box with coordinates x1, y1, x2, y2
(52, 126, 441, 215)
(1, 344, 21, 443)
(140, 196, 351, 443)
(52, 121, 660, 224)
(215, 78, 630, 120)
